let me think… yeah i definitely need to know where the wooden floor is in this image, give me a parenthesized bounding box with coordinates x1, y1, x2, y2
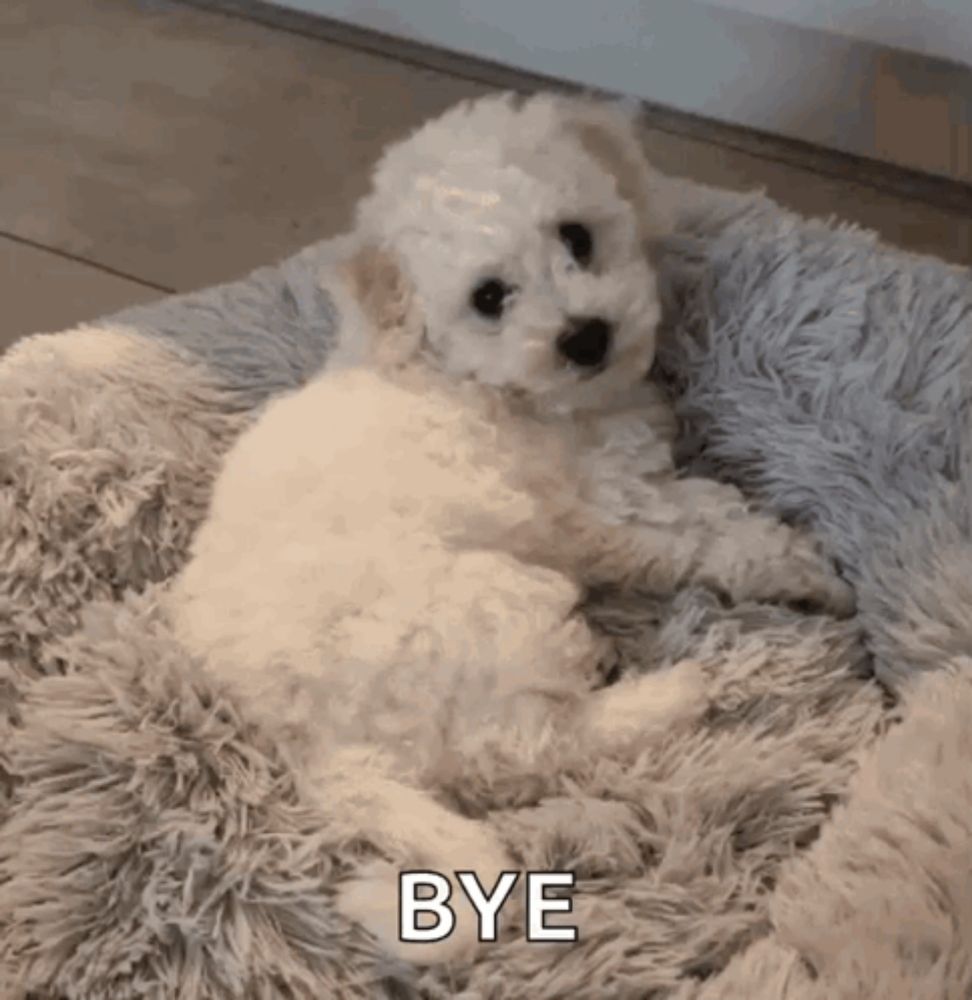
(2, 0, 970, 354)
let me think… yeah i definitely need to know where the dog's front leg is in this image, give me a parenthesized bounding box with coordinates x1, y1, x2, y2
(551, 479, 854, 615)
(656, 477, 855, 614)
(309, 745, 516, 965)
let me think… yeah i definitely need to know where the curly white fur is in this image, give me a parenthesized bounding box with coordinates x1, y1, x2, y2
(167, 92, 853, 965)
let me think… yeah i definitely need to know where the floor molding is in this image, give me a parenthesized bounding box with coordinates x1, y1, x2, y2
(178, 0, 972, 213)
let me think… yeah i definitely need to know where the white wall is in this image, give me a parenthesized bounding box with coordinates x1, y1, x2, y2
(271, 0, 874, 134)
(702, 0, 972, 67)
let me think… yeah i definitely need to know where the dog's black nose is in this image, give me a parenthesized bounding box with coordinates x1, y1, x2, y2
(556, 317, 613, 368)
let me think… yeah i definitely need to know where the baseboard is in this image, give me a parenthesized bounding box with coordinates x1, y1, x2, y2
(265, 0, 972, 187)
(179, 0, 972, 190)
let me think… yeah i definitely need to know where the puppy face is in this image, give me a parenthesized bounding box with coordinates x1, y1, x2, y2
(350, 93, 669, 413)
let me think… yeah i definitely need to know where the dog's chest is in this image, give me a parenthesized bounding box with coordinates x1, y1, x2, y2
(574, 406, 681, 526)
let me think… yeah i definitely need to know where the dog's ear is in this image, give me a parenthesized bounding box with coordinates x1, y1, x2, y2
(556, 98, 674, 243)
(327, 242, 425, 370)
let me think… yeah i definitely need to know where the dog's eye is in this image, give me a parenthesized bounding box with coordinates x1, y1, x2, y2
(558, 222, 593, 267)
(471, 279, 511, 319)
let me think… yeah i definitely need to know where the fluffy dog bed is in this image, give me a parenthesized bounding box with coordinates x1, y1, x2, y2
(1, 175, 970, 1000)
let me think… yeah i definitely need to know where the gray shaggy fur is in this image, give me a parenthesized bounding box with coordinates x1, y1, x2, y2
(112, 242, 341, 410)
(1, 178, 970, 999)
(654, 182, 972, 691)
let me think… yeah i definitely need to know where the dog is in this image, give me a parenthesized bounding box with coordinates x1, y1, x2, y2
(167, 93, 854, 965)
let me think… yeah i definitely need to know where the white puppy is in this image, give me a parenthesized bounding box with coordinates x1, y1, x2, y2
(168, 93, 853, 964)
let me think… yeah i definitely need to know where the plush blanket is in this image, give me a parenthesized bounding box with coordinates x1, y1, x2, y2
(1, 177, 970, 1000)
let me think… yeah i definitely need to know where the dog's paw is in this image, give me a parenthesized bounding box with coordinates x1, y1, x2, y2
(780, 544, 856, 618)
(592, 636, 625, 689)
(337, 860, 480, 966)
(587, 659, 709, 750)
(731, 532, 855, 618)
(337, 833, 518, 967)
